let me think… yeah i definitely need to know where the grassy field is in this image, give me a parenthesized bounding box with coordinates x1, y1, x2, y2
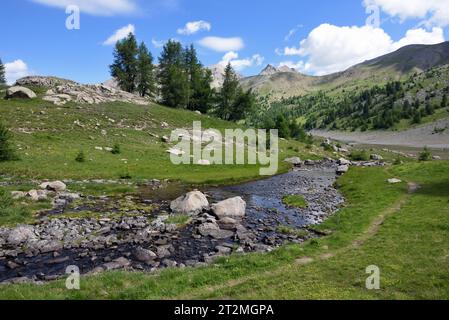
(0, 96, 329, 185)
(1, 160, 448, 299)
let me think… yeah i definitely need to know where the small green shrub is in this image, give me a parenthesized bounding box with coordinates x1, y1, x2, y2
(111, 144, 121, 155)
(418, 147, 432, 162)
(349, 150, 369, 161)
(0, 122, 18, 162)
(75, 151, 86, 163)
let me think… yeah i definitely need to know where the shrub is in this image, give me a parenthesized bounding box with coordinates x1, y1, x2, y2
(0, 123, 18, 162)
(418, 147, 432, 162)
(111, 143, 121, 155)
(349, 150, 369, 161)
(75, 151, 86, 163)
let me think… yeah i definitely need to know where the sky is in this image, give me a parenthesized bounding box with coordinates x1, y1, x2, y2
(1, 0, 448, 84)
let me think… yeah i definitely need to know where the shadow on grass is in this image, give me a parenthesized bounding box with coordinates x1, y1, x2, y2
(415, 180, 449, 198)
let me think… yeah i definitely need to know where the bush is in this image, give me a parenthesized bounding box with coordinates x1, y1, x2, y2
(418, 147, 432, 162)
(75, 151, 86, 163)
(349, 150, 369, 161)
(111, 144, 121, 155)
(0, 123, 18, 162)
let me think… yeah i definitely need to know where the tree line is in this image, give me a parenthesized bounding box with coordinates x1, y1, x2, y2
(109, 33, 254, 121)
(0, 58, 6, 87)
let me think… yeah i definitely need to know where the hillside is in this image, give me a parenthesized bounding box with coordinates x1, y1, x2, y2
(241, 41, 449, 100)
(0, 77, 328, 184)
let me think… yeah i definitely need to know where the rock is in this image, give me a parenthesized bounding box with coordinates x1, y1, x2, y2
(197, 222, 234, 239)
(133, 247, 157, 262)
(387, 178, 402, 184)
(26, 189, 48, 201)
(370, 154, 383, 161)
(433, 156, 442, 160)
(156, 245, 173, 259)
(338, 158, 351, 165)
(166, 148, 185, 156)
(218, 217, 238, 230)
(215, 245, 232, 255)
(161, 136, 170, 143)
(304, 160, 315, 165)
(35, 240, 63, 253)
(211, 197, 246, 219)
(5, 86, 37, 99)
(48, 181, 67, 192)
(170, 191, 209, 215)
(7, 225, 36, 245)
(284, 157, 302, 166)
(11, 191, 26, 199)
(336, 165, 349, 175)
(103, 257, 130, 270)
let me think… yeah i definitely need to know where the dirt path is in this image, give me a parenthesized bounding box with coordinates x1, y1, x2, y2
(175, 181, 418, 299)
(312, 118, 449, 149)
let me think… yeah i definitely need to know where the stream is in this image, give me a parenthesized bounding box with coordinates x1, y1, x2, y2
(0, 161, 344, 284)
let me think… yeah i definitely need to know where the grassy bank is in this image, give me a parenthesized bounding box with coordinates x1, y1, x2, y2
(2, 161, 448, 299)
(0, 97, 329, 184)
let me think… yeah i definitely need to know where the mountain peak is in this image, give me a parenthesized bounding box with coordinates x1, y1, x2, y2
(260, 64, 278, 76)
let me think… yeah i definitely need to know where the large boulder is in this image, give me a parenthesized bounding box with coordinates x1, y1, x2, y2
(338, 158, 351, 166)
(5, 86, 37, 99)
(212, 197, 246, 219)
(40, 181, 67, 192)
(284, 157, 302, 166)
(170, 191, 209, 215)
(336, 165, 349, 175)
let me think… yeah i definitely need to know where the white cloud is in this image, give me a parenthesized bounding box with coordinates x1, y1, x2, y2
(284, 24, 303, 41)
(152, 38, 165, 48)
(278, 60, 310, 72)
(103, 24, 135, 46)
(218, 51, 264, 71)
(5, 60, 31, 85)
(31, 0, 137, 16)
(177, 20, 211, 35)
(364, 0, 449, 27)
(198, 37, 244, 52)
(282, 24, 444, 75)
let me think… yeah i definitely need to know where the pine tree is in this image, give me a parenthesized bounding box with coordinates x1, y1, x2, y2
(217, 63, 239, 120)
(158, 40, 189, 108)
(136, 42, 155, 98)
(0, 58, 6, 86)
(0, 123, 17, 162)
(110, 33, 138, 93)
(184, 45, 213, 112)
(275, 115, 291, 138)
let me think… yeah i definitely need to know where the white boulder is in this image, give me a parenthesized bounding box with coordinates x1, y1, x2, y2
(212, 197, 246, 219)
(170, 191, 209, 215)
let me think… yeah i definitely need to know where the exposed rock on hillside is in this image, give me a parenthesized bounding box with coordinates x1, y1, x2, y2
(5, 86, 37, 99)
(15, 76, 149, 106)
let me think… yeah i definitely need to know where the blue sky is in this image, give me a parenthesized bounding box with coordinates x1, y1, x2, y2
(1, 0, 448, 84)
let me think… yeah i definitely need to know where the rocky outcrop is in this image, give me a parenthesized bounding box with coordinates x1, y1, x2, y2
(284, 157, 302, 166)
(5, 86, 37, 99)
(170, 191, 209, 215)
(15, 76, 149, 106)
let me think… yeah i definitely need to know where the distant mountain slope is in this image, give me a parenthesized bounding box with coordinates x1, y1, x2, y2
(241, 41, 449, 99)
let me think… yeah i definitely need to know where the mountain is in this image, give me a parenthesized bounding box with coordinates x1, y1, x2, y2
(241, 41, 449, 99)
(208, 64, 243, 89)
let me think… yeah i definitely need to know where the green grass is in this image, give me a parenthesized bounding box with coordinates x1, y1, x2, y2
(276, 225, 309, 238)
(282, 194, 308, 209)
(2, 161, 447, 299)
(165, 214, 191, 227)
(0, 97, 331, 185)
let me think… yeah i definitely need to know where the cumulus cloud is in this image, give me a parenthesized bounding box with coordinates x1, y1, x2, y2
(31, 0, 137, 16)
(103, 24, 135, 46)
(177, 20, 211, 35)
(198, 37, 244, 52)
(364, 0, 449, 27)
(280, 24, 444, 75)
(218, 51, 264, 71)
(5, 60, 31, 85)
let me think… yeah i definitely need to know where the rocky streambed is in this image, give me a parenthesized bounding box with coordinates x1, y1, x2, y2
(0, 161, 347, 284)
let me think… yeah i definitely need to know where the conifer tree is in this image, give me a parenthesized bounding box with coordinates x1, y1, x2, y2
(0, 58, 6, 86)
(136, 42, 155, 98)
(110, 33, 138, 93)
